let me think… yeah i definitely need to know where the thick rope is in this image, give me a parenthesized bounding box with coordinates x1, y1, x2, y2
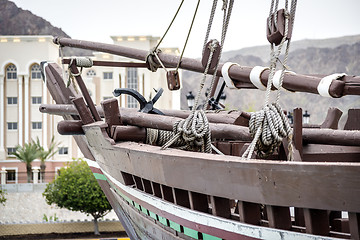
(242, 0, 297, 160)
(204, 0, 234, 110)
(160, 110, 212, 153)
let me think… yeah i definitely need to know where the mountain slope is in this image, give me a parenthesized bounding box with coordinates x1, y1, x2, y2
(0, 0, 92, 56)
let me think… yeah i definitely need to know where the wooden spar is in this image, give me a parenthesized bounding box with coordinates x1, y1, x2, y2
(39, 104, 250, 125)
(55, 111, 360, 147)
(54, 37, 360, 97)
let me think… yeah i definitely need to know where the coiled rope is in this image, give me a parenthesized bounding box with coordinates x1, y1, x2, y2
(242, 0, 297, 160)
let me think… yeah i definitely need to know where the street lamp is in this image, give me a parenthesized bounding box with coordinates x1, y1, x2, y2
(219, 92, 226, 106)
(287, 111, 293, 124)
(186, 91, 195, 110)
(303, 110, 310, 124)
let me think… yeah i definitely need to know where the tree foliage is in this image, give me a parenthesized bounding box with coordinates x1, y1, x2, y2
(11, 140, 40, 183)
(0, 188, 6, 206)
(43, 159, 112, 234)
(35, 136, 59, 181)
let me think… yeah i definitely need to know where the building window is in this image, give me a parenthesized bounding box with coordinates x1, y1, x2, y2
(103, 96, 113, 101)
(87, 69, 96, 77)
(58, 147, 68, 155)
(103, 72, 113, 80)
(32, 122, 42, 129)
(31, 64, 42, 79)
(7, 148, 16, 156)
(7, 97, 18, 105)
(32, 96, 42, 104)
(6, 64, 17, 80)
(7, 122, 18, 130)
(6, 170, 16, 183)
(127, 68, 138, 108)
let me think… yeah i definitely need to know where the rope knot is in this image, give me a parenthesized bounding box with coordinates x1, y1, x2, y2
(145, 48, 162, 72)
(245, 103, 293, 159)
(161, 110, 212, 153)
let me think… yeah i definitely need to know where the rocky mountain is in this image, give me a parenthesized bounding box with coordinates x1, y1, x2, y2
(0, 0, 92, 56)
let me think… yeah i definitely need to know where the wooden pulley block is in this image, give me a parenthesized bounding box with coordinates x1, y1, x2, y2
(201, 39, 221, 70)
(166, 70, 181, 91)
(266, 9, 293, 46)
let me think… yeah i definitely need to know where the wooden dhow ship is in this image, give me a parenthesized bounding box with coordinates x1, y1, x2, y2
(39, 1, 360, 239)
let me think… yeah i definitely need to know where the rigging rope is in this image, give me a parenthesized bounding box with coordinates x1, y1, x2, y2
(242, 0, 297, 160)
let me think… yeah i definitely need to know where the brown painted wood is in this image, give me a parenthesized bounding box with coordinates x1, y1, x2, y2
(55, 37, 360, 97)
(57, 120, 84, 135)
(303, 144, 360, 162)
(113, 126, 146, 142)
(142, 179, 153, 194)
(210, 196, 231, 219)
(344, 109, 360, 130)
(133, 176, 144, 191)
(217, 142, 232, 155)
(230, 141, 247, 156)
(173, 188, 191, 208)
(83, 127, 360, 212)
(320, 108, 343, 129)
(101, 98, 122, 136)
(39, 104, 249, 126)
(293, 108, 303, 158)
(69, 63, 101, 121)
(62, 58, 149, 68)
(188, 191, 208, 213)
(121, 172, 135, 186)
(161, 185, 174, 203)
(151, 182, 162, 198)
(266, 206, 291, 230)
(294, 208, 305, 227)
(349, 212, 360, 240)
(238, 201, 261, 225)
(303, 209, 330, 236)
(72, 97, 94, 124)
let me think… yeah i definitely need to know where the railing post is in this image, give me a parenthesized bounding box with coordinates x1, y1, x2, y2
(32, 167, 40, 184)
(0, 167, 6, 185)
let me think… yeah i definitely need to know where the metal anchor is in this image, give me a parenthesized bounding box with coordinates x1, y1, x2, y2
(113, 88, 164, 115)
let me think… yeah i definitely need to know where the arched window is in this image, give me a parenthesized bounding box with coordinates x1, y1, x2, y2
(31, 64, 42, 79)
(86, 69, 96, 77)
(6, 64, 17, 80)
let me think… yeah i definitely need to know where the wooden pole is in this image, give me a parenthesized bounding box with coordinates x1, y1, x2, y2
(54, 37, 360, 97)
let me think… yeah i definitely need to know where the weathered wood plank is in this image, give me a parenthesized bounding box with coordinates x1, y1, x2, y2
(188, 191, 208, 213)
(266, 206, 291, 230)
(303, 208, 329, 236)
(238, 201, 261, 225)
(210, 196, 231, 219)
(83, 125, 360, 212)
(349, 212, 360, 240)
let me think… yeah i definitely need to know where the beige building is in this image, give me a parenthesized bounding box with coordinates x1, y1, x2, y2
(0, 35, 180, 184)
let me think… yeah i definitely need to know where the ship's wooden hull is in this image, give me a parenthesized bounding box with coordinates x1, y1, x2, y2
(81, 123, 359, 239)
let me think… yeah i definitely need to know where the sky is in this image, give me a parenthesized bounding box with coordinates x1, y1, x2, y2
(10, 0, 360, 58)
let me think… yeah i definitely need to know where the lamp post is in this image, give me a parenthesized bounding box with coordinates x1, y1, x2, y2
(186, 91, 195, 110)
(219, 92, 226, 106)
(287, 111, 293, 124)
(303, 110, 310, 124)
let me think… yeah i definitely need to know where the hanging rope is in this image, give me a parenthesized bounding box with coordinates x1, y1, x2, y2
(159, 0, 235, 154)
(145, 0, 200, 75)
(242, 0, 297, 161)
(204, 0, 234, 110)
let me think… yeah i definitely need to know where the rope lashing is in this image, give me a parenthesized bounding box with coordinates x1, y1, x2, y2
(160, 110, 212, 153)
(145, 48, 163, 72)
(249, 66, 269, 91)
(242, 0, 297, 160)
(221, 62, 238, 89)
(66, 57, 93, 89)
(317, 73, 347, 97)
(243, 103, 293, 158)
